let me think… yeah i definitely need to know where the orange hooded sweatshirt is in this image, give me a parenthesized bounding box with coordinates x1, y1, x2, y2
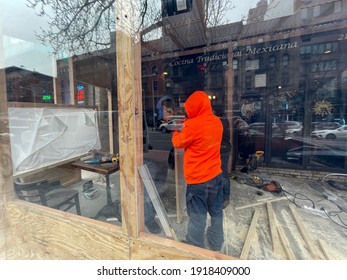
(171, 91, 223, 184)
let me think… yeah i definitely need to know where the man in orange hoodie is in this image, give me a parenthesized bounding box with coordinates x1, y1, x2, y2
(172, 90, 224, 251)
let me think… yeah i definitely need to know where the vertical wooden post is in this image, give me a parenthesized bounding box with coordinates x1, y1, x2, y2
(0, 60, 14, 260)
(68, 56, 76, 105)
(115, 3, 144, 237)
(226, 44, 234, 171)
(53, 60, 63, 104)
(107, 89, 114, 154)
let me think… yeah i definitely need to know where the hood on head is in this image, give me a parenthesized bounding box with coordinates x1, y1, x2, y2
(184, 91, 213, 119)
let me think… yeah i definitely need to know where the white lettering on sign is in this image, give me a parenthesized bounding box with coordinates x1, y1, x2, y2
(246, 42, 298, 55)
(168, 42, 299, 66)
(196, 52, 228, 63)
(169, 58, 194, 66)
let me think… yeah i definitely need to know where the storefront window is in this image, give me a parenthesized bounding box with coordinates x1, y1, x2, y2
(2, 0, 347, 258)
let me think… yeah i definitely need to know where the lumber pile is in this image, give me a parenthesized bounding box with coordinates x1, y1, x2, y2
(236, 197, 333, 260)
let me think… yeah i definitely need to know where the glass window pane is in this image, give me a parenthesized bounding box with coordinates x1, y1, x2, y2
(3, 0, 347, 259)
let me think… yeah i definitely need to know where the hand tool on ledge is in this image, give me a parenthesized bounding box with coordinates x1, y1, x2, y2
(85, 153, 119, 164)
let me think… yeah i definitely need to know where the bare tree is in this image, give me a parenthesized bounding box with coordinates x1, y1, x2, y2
(27, 0, 236, 56)
(204, 0, 235, 27)
(27, 0, 161, 56)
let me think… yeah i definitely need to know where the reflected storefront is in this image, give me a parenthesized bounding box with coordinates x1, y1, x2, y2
(232, 24, 347, 171)
(141, 1, 347, 173)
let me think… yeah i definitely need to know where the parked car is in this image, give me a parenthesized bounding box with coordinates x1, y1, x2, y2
(286, 145, 341, 161)
(237, 122, 286, 158)
(285, 127, 302, 137)
(277, 121, 302, 130)
(246, 122, 280, 136)
(311, 122, 341, 131)
(159, 118, 184, 133)
(310, 125, 347, 140)
(278, 121, 303, 137)
(285, 144, 346, 168)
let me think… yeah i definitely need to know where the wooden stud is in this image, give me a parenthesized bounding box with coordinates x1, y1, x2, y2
(277, 224, 296, 260)
(240, 209, 260, 259)
(175, 149, 187, 224)
(235, 196, 286, 210)
(317, 239, 334, 260)
(288, 204, 325, 260)
(68, 57, 76, 105)
(226, 43, 233, 169)
(266, 202, 281, 254)
(115, 4, 144, 238)
(107, 89, 114, 154)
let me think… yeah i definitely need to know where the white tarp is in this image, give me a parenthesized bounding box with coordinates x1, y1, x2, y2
(9, 107, 101, 175)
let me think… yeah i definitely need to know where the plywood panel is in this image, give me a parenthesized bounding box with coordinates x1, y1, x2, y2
(0, 200, 6, 260)
(0, 64, 14, 261)
(5, 201, 129, 260)
(131, 234, 238, 260)
(4, 201, 238, 260)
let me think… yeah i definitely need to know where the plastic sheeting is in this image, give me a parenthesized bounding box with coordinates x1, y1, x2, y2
(9, 107, 101, 175)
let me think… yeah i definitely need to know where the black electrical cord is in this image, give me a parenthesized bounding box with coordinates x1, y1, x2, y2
(321, 207, 347, 229)
(283, 189, 347, 230)
(282, 189, 316, 209)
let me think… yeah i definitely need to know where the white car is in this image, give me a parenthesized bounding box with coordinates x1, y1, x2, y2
(159, 118, 184, 133)
(310, 125, 347, 140)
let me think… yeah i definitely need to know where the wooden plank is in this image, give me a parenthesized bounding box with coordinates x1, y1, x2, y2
(5, 201, 129, 259)
(115, 3, 144, 238)
(226, 43, 234, 168)
(235, 196, 286, 210)
(0, 66, 15, 259)
(240, 209, 260, 259)
(277, 224, 296, 260)
(288, 204, 325, 260)
(68, 56, 76, 105)
(107, 89, 114, 154)
(175, 149, 187, 224)
(5, 200, 232, 260)
(317, 239, 334, 260)
(133, 233, 238, 260)
(266, 202, 281, 254)
(138, 165, 177, 240)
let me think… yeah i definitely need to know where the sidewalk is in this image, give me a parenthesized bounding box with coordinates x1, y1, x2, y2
(219, 171, 347, 259)
(71, 157, 347, 259)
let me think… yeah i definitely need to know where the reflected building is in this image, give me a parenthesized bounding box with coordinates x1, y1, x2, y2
(5, 66, 54, 103)
(52, 0, 347, 173)
(141, 0, 347, 172)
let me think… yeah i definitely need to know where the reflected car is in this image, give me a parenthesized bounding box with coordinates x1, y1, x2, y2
(237, 122, 286, 158)
(159, 118, 184, 133)
(311, 122, 341, 131)
(286, 145, 345, 161)
(280, 121, 303, 137)
(310, 125, 347, 140)
(246, 122, 280, 136)
(286, 127, 302, 137)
